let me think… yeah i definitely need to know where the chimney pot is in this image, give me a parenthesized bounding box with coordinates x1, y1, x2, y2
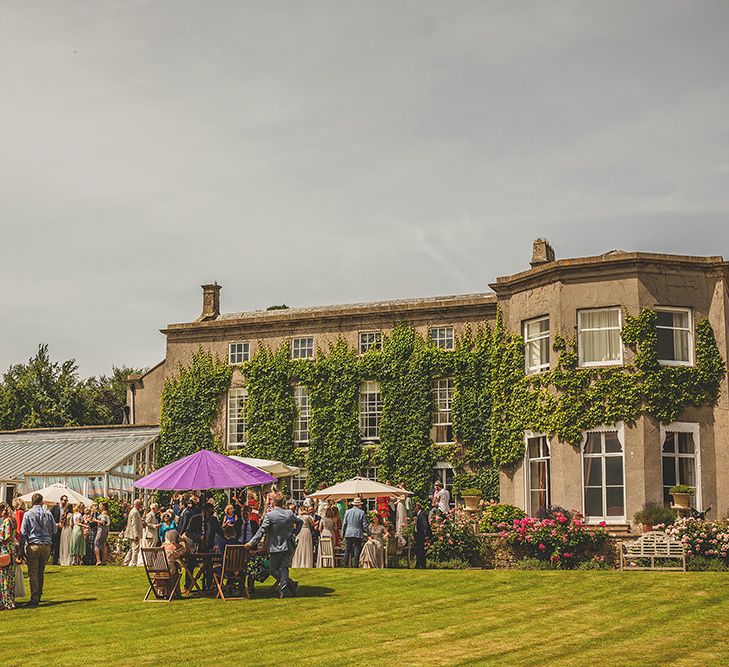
(530, 239, 555, 268)
(200, 282, 221, 320)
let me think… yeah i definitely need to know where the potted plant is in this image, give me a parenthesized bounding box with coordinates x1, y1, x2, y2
(633, 502, 677, 533)
(669, 484, 695, 510)
(460, 488, 483, 511)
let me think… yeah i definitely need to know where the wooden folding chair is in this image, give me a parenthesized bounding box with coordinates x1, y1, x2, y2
(318, 537, 335, 568)
(214, 545, 250, 601)
(142, 547, 180, 602)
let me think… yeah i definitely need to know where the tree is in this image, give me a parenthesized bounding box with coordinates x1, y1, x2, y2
(96, 366, 147, 425)
(0, 345, 146, 430)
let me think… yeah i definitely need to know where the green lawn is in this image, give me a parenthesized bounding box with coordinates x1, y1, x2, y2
(2, 566, 728, 666)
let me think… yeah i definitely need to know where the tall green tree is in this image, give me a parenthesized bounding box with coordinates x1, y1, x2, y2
(0, 345, 146, 429)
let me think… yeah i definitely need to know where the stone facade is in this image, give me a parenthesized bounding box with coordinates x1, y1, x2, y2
(129, 241, 729, 524)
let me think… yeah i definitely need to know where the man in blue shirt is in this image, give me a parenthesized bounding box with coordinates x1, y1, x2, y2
(342, 497, 369, 568)
(20, 493, 58, 607)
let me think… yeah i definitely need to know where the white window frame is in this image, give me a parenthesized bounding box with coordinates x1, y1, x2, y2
(433, 462, 455, 508)
(291, 336, 315, 360)
(580, 423, 626, 524)
(226, 388, 248, 449)
(432, 378, 454, 444)
(293, 385, 310, 445)
(359, 380, 382, 442)
(660, 422, 701, 510)
(577, 307, 624, 368)
(523, 432, 551, 516)
(290, 469, 308, 502)
(523, 316, 550, 374)
(655, 307, 694, 367)
(429, 326, 455, 351)
(363, 466, 378, 481)
(358, 331, 382, 355)
(228, 342, 250, 365)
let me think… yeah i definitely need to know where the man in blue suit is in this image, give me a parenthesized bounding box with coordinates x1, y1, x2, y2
(245, 496, 303, 598)
(342, 497, 369, 567)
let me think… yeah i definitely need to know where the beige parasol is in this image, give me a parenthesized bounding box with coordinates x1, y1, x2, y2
(19, 482, 93, 506)
(307, 476, 413, 501)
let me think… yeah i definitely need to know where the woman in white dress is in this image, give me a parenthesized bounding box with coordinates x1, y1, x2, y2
(291, 508, 314, 569)
(360, 514, 386, 569)
(59, 504, 73, 566)
(395, 488, 408, 536)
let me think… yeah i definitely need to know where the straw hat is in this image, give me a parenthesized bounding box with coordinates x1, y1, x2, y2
(352, 497, 363, 506)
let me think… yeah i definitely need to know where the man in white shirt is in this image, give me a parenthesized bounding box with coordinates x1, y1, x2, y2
(433, 480, 451, 513)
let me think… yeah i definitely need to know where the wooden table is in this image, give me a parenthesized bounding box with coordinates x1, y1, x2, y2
(183, 551, 223, 595)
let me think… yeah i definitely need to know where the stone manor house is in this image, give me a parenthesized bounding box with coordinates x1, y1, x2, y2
(127, 240, 729, 526)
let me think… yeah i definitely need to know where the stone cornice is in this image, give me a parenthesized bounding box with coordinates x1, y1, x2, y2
(161, 293, 497, 339)
(490, 252, 729, 297)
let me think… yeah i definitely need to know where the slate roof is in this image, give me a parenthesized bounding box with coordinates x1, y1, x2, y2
(0, 426, 159, 481)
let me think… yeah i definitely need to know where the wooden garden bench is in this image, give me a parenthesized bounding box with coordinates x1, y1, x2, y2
(620, 531, 686, 571)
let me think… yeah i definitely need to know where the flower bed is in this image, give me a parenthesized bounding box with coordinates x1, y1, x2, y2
(662, 517, 729, 563)
(427, 510, 483, 565)
(498, 511, 608, 568)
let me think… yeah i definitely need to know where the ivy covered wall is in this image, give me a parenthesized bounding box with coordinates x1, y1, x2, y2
(159, 309, 725, 500)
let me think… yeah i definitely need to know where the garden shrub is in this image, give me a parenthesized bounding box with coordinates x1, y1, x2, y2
(95, 496, 125, 532)
(664, 518, 729, 561)
(427, 510, 481, 564)
(577, 556, 612, 571)
(633, 502, 676, 527)
(499, 512, 607, 568)
(535, 505, 573, 521)
(479, 503, 526, 533)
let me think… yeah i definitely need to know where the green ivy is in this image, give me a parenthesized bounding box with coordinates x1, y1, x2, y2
(158, 348, 232, 466)
(240, 343, 297, 463)
(303, 340, 364, 491)
(377, 325, 436, 496)
(487, 308, 725, 466)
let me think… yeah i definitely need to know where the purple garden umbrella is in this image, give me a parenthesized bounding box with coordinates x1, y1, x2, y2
(134, 449, 276, 490)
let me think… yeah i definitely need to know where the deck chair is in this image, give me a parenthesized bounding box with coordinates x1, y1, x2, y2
(142, 547, 180, 602)
(214, 544, 250, 601)
(318, 537, 335, 568)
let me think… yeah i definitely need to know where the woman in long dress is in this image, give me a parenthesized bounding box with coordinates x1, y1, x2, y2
(291, 508, 314, 569)
(70, 504, 87, 565)
(59, 503, 73, 566)
(360, 514, 386, 569)
(316, 506, 337, 568)
(0, 503, 17, 610)
(395, 490, 408, 536)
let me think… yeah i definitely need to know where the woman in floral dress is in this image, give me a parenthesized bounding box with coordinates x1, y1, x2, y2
(0, 502, 18, 610)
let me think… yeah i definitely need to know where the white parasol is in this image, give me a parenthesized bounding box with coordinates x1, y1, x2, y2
(19, 482, 93, 506)
(307, 476, 413, 501)
(228, 456, 300, 479)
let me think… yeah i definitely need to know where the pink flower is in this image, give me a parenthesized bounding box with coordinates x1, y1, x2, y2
(539, 543, 546, 551)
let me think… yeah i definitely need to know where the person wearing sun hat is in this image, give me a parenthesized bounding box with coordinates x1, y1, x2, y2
(342, 496, 369, 568)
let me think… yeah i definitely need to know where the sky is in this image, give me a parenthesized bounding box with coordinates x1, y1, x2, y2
(1, 1, 728, 376)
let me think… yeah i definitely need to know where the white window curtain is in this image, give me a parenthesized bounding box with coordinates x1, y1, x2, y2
(579, 309, 622, 365)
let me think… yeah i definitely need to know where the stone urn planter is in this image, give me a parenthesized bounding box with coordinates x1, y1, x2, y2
(670, 485, 695, 510)
(671, 493, 693, 510)
(460, 489, 482, 512)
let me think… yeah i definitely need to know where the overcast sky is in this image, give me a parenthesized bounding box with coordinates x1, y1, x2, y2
(1, 1, 728, 376)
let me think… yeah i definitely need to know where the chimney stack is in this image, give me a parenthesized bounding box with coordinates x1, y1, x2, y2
(530, 239, 555, 268)
(200, 282, 221, 321)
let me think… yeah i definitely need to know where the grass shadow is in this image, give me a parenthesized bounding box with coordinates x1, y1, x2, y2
(254, 585, 335, 599)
